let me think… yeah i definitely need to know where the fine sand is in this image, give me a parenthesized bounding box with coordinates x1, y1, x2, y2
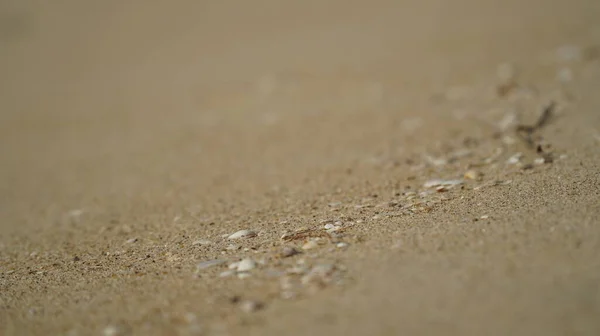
(1, 0, 600, 335)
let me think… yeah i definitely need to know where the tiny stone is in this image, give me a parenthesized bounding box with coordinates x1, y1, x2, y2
(534, 157, 546, 165)
(480, 215, 489, 220)
(196, 259, 226, 271)
(236, 258, 257, 272)
(336, 242, 349, 248)
(228, 262, 240, 270)
(227, 230, 257, 240)
(323, 223, 335, 230)
(302, 240, 319, 250)
(125, 238, 137, 244)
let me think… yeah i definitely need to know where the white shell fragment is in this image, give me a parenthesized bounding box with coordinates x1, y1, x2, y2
(423, 179, 464, 188)
(227, 230, 257, 240)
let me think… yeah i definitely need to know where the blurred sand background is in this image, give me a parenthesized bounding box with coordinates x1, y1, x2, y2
(1, 0, 600, 335)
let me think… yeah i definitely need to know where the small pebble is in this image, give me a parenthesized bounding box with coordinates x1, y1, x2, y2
(436, 186, 448, 192)
(336, 242, 349, 248)
(236, 258, 257, 272)
(480, 215, 489, 220)
(323, 223, 335, 230)
(227, 230, 257, 240)
(125, 238, 138, 244)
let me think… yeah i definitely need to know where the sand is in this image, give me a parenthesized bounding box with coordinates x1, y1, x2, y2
(1, 0, 600, 335)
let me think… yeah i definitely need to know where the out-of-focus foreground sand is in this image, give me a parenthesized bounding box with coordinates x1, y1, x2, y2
(1, 0, 600, 335)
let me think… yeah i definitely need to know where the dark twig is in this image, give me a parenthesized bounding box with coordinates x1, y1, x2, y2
(516, 102, 555, 147)
(515, 102, 556, 162)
